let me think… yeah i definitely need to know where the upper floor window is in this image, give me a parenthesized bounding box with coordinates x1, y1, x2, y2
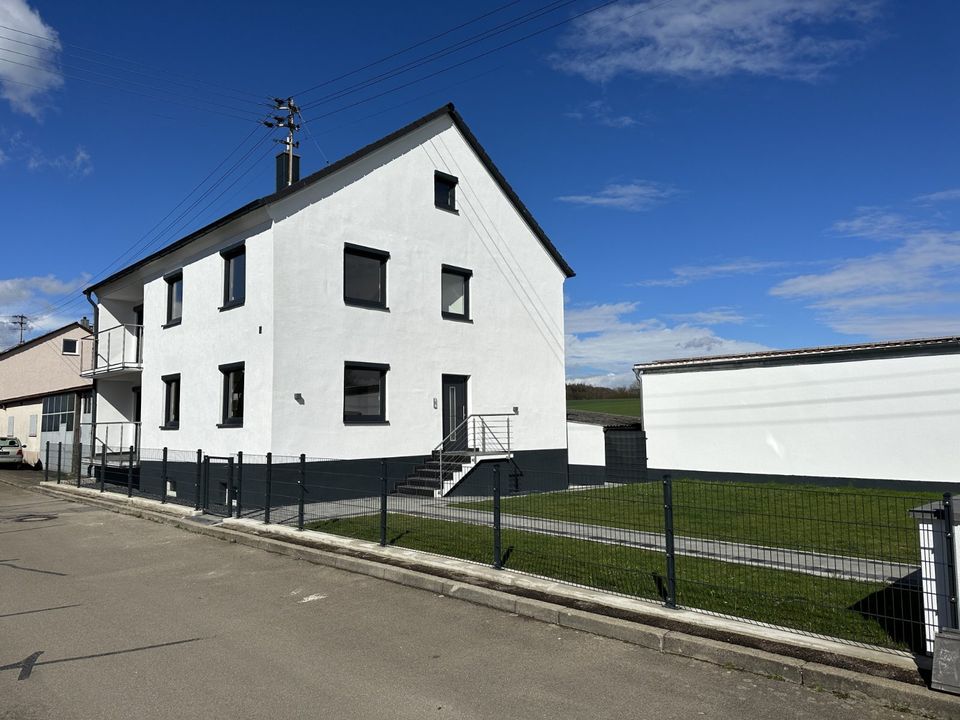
(162, 374, 180, 430)
(61, 338, 78, 355)
(221, 245, 246, 310)
(441, 265, 471, 321)
(219, 362, 244, 427)
(344, 244, 389, 310)
(166, 271, 183, 326)
(435, 171, 458, 212)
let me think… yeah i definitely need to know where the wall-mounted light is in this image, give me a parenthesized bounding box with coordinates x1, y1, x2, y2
(433, 398, 438, 409)
(294, 393, 304, 405)
(513, 406, 519, 415)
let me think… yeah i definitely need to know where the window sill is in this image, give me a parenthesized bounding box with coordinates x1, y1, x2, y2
(219, 300, 245, 312)
(216, 421, 244, 429)
(343, 419, 390, 426)
(162, 319, 182, 329)
(344, 299, 390, 312)
(435, 204, 459, 215)
(158, 424, 179, 431)
(441, 313, 472, 324)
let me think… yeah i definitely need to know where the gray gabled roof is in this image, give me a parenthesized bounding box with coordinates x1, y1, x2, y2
(87, 103, 574, 295)
(634, 335, 960, 374)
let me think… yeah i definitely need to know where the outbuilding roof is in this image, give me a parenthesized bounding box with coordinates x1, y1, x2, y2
(86, 103, 574, 295)
(634, 335, 960, 374)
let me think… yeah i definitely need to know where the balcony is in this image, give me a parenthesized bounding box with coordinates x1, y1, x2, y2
(80, 324, 143, 379)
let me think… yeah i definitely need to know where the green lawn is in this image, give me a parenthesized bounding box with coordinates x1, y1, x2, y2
(454, 481, 938, 563)
(307, 513, 917, 651)
(566, 398, 641, 416)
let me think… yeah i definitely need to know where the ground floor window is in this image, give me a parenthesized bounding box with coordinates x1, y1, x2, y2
(219, 362, 244, 427)
(343, 362, 389, 423)
(41, 394, 75, 432)
(162, 374, 181, 429)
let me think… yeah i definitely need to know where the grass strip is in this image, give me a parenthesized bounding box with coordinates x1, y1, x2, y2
(307, 513, 917, 651)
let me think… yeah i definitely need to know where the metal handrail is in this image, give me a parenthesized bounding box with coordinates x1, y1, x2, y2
(86, 421, 141, 465)
(434, 413, 516, 494)
(80, 323, 143, 375)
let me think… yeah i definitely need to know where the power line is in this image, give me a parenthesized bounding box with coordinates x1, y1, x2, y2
(291, 0, 523, 98)
(0, 31, 272, 109)
(0, 53, 266, 122)
(0, 22, 266, 102)
(299, 0, 581, 111)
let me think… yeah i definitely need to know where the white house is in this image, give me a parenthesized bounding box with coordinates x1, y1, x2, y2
(0, 321, 93, 468)
(634, 337, 960, 487)
(81, 104, 574, 500)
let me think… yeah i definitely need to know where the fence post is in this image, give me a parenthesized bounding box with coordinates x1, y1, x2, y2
(57, 442, 62, 483)
(264, 452, 272, 524)
(76, 444, 82, 486)
(663, 474, 677, 609)
(126, 445, 134, 497)
(195, 449, 202, 511)
(44, 441, 50, 483)
(493, 464, 502, 569)
(236, 451, 243, 518)
(161, 447, 168, 503)
(226, 458, 235, 515)
(100, 443, 106, 492)
(379, 459, 387, 547)
(297, 453, 306, 531)
(75, 441, 81, 487)
(943, 493, 958, 629)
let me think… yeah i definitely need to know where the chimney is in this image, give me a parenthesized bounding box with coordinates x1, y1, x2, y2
(276, 152, 301, 192)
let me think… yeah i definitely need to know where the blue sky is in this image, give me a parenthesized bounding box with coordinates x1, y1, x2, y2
(1, 0, 958, 385)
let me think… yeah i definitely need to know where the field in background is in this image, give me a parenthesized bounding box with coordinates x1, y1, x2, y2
(566, 398, 641, 416)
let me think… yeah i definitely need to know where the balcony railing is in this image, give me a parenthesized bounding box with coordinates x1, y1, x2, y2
(80, 324, 143, 378)
(82, 421, 141, 466)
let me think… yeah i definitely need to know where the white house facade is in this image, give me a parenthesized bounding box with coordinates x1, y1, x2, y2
(634, 337, 960, 487)
(82, 104, 573, 499)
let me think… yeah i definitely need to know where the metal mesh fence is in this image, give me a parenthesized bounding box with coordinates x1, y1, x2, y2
(40, 441, 958, 656)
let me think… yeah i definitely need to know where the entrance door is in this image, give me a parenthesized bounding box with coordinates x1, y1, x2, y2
(441, 375, 468, 451)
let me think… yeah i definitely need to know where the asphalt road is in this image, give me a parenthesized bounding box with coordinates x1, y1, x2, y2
(0, 478, 913, 720)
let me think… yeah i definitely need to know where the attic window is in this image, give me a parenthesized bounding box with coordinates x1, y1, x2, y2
(435, 171, 458, 213)
(61, 338, 78, 355)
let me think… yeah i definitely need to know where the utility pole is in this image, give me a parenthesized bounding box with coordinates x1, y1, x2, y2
(264, 97, 300, 188)
(10, 315, 28, 345)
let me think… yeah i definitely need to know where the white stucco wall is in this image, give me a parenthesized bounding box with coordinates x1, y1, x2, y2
(0, 400, 42, 462)
(642, 353, 960, 482)
(566, 422, 606, 466)
(95, 112, 567, 460)
(268, 115, 567, 458)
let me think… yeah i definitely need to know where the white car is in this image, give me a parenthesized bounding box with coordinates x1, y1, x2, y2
(0, 437, 25, 468)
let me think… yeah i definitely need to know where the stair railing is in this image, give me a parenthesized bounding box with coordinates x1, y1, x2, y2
(434, 413, 516, 494)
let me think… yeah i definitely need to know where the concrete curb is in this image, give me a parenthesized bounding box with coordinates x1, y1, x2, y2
(14, 480, 960, 720)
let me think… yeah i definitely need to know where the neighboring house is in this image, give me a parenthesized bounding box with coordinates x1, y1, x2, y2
(0, 321, 93, 467)
(634, 337, 960, 488)
(81, 104, 573, 498)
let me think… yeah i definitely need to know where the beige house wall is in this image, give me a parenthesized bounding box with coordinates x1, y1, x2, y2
(0, 324, 91, 403)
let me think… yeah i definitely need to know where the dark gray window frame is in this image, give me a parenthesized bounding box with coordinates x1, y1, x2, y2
(218, 361, 244, 428)
(343, 243, 390, 310)
(441, 264, 472, 322)
(435, 171, 459, 214)
(161, 373, 180, 430)
(343, 361, 390, 425)
(164, 270, 183, 327)
(220, 244, 246, 311)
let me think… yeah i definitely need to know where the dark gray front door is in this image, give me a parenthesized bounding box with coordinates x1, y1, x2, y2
(442, 375, 468, 451)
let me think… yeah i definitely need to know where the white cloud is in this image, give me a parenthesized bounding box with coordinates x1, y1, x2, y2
(667, 308, 747, 325)
(565, 300, 769, 385)
(0, 0, 63, 118)
(771, 206, 960, 338)
(635, 258, 791, 287)
(552, 0, 879, 83)
(567, 371, 638, 389)
(565, 99, 642, 128)
(0, 273, 91, 348)
(557, 180, 678, 211)
(4, 131, 93, 177)
(915, 188, 960, 205)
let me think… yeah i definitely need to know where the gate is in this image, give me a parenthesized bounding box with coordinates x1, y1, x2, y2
(203, 455, 235, 517)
